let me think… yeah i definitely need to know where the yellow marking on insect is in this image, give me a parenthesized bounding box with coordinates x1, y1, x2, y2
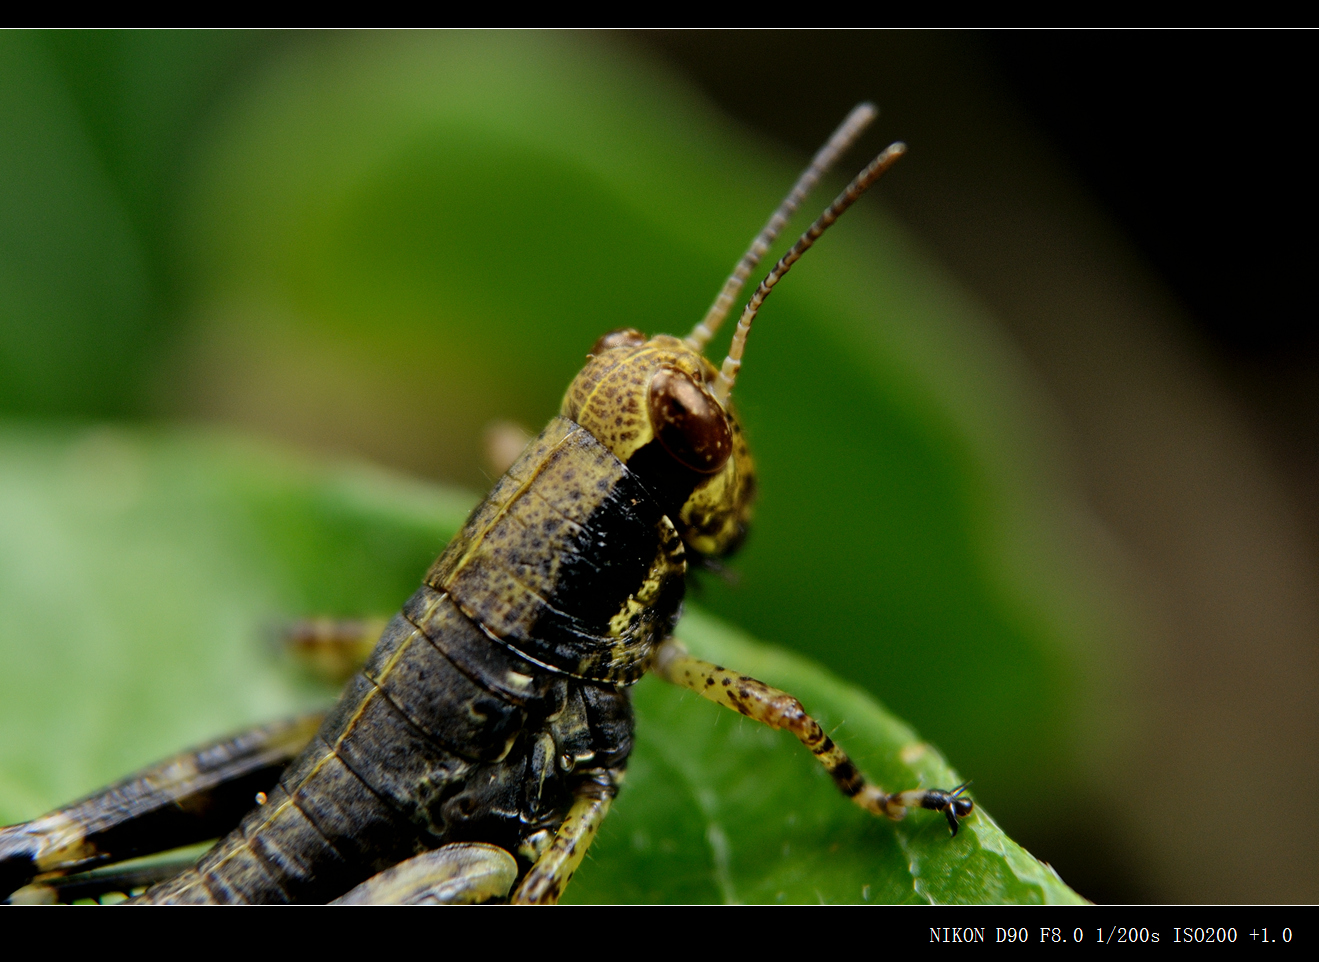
(517, 829, 553, 864)
(606, 516, 685, 639)
(28, 814, 97, 872)
(332, 843, 518, 905)
(504, 670, 533, 690)
(7, 882, 60, 904)
(563, 338, 718, 457)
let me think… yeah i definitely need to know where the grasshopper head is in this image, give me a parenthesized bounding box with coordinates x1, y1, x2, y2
(562, 329, 755, 559)
(560, 108, 900, 563)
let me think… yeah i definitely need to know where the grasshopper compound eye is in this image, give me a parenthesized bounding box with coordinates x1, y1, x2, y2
(647, 367, 732, 474)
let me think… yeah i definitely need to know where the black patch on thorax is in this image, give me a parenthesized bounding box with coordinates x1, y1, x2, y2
(542, 456, 666, 633)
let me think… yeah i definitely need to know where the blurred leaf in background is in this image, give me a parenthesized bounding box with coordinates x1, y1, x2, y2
(0, 33, 149, 416)
(0, 31, 1128, 900)
(0, 32, 270, 417)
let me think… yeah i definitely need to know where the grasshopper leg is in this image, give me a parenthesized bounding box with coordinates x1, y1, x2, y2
(7, 847, 210, 904)
(283, 616, 389, 685)
(0, 713, 323, 900)
(510, 771, 619, 905)
(330, 843, 518, 905)
(652, 639, 974, 834)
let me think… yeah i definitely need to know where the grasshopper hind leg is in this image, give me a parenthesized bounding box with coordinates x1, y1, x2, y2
(331, 843, 518, 905)
(0, 713, 323, 901)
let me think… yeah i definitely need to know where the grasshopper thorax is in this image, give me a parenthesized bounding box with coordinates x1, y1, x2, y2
(562, 330, 755, 560)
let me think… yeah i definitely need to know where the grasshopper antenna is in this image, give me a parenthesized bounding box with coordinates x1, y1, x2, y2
(712, 141, 907, 406)
(686, 102, 878, 353)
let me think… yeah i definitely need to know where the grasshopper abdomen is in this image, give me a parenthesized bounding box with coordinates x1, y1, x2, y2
(137, 416, 661, 903)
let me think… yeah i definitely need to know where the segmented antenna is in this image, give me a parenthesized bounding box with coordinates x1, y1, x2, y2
(686, 103, 878, 353)
(712, 141, 907, 405)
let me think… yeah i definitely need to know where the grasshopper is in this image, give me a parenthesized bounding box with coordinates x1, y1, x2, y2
(0, 104, 972, 905)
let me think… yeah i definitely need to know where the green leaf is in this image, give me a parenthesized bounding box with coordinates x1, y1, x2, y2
(0, 426, 1080, 903)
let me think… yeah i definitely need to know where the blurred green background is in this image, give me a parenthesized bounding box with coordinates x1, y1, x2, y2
(2, 31, 1315, 904)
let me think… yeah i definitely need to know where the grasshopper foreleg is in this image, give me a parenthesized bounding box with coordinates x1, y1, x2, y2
(510, 771, 619, 905)
(652, 639, 974, 834)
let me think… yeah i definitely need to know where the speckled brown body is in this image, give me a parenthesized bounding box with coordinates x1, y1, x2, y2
(135, 405, 695, 903)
